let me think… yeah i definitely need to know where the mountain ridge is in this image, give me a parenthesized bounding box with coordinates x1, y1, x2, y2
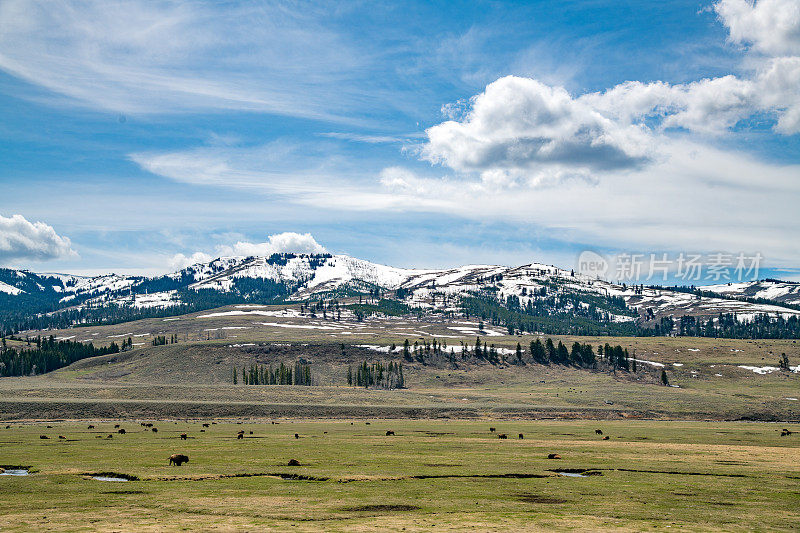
(2, 253, 800, 336)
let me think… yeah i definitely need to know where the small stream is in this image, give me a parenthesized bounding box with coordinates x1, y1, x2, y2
(0, 469, 29, 476)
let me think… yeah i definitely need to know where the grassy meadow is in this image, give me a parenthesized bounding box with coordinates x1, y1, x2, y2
(2, 304, 800, 530)
(1, 419, 799, 531)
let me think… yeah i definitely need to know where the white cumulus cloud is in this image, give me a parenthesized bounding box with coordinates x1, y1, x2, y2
(0, 214, 76, 264)
(221, 232, 327, 257)
(168, 251, 214, 271)
(421, 76, 654, 183)
(169, 232, 327, 270)
(421, 0, 800, 184)
(715, 0, 800, 56)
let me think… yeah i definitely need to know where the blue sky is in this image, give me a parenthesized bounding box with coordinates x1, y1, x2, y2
(1, 0, 799, 282)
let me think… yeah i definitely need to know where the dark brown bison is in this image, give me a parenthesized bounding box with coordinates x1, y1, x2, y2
(202, 423, 209, 428)
(603, 436, 610, 440)
(106, 434, 113, 439)
(498, 434, 508, 439)
(47, 425, 53, 428)
(294, 433, 299, 439)
(58, 435, 66, 440)
(118, 428, 126, 434)
(114, 424, 120, 429)
(489, 427, 496, 432)
(547, 453, 561, 459)
(386, 430, 395, 436)
(781, 429, 792, 436)
(180, 433, 187, 440)
(518, 433, 524, 439)
(595, 429, 603, 435)
(237, 433, 244, 439)
(152, 427, 158, 433)
(169, 454, 189, 466)
(39, 435, 49, 439)
(287, 459, 301, 466)
(88, 425, 95, 429)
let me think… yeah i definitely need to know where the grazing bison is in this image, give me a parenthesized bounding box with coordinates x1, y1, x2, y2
(180, 433, 187, 440)
(781, 429, 792, 436)
(152, 428, 158, 433)
(169, 454, 189, 466)
(114, 424, 120, 429)
(595, 429, 603, 435)
(547, 453, 562, 459)
(202, 423, 209, 428)
(249, 431, 253, 435)
(47, 425, 53, 428)
(365, 422, 371, 425)
(237, 433, 244, 440)
(603, 436, 610, 440)
(88, 425, 95, 429)
(294, 433, 299, 439)
(386, 431, 395, 436)
(39, 435, 49, 439)
(518, 433, 524, 439)
(118, 429, 126, 434)
(498, 434, 508, 439)
(489, 427, 496, 433)
(106, 434, 113, 439)
(58, 435, 66, 440)
(288, 459, 301, 466)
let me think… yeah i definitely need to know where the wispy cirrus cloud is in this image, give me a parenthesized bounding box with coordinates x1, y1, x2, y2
(0, 1, 374, 122)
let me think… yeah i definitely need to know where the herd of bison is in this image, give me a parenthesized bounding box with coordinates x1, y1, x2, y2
(24, 421, 631, 468)
(24, 421, 798, 469)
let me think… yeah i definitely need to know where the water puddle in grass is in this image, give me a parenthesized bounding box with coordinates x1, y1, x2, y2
(0, 469, 29, 476)
(87, 472, 139, 482)
(549, 469, 602, 478)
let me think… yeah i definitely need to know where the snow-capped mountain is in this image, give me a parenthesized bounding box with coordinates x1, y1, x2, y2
(2, 253, 799, 331)
(701, 280, 800, 306)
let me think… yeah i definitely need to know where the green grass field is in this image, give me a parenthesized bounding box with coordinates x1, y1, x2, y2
(3, 304, 800, 530)
(1, 419, 799, 531)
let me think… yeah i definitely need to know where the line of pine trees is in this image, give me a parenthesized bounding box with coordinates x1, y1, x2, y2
(347, 360, 404, 389)
(232, 361, 313, 385)
(525, 338, 597, 368)
(151, 334, 178, 346)
(0, 335, 119, 376)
